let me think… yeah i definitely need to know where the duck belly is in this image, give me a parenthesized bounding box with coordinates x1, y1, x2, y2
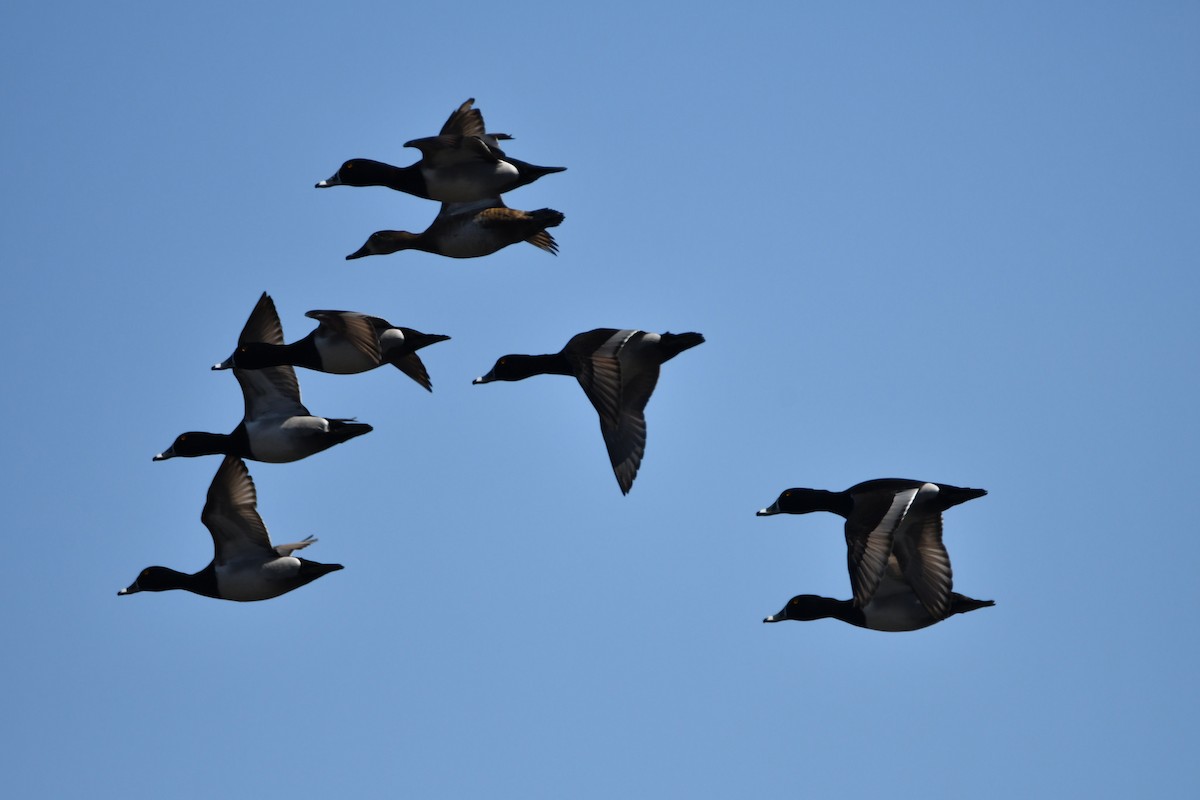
(216, 557, 300, 602)
(246, 416, 330, 462)
(313, 333, 378, 374)
(424, 162, 520, 203)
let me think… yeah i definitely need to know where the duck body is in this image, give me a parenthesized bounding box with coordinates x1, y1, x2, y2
(214, 302, 450, 391)
(757, 479, 987, 620)
(316, 98, 565, 202)
(157, 293, 372, 463)
(763, 560, 995, 632)
(474, 328, 704, 494)
(119, 457, 343, 602)
(346, 199, 564, 260)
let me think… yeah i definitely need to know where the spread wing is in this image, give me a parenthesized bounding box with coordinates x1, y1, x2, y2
(570, 330, 655, 494)
(235, 293, 306, 420)
(892, 492, 954, 619)
(274, 534, 317, 558)
(239, 292, 285, 347)
(234, 366, 307, 421)
(200, 457, 275, 565)
(435, 197, 506, 221)
(404, 133, 504, 166)
(304, 310, 382, 363)
(844, 487, 920, 608)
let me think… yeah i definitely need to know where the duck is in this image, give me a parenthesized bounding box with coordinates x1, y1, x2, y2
(119, 456, 343, 601)
(762, 556, 994, 631)
(155, 294, 372, 462)
(345, 198, 564, 260)
(756, 479, 987, 620)
(315, 98, 565, 202)
(213, 293, 450, 391)
(473, 329, 704, 494)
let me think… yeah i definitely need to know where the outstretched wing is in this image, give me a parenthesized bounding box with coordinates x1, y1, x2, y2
(201, 456, 275, 565)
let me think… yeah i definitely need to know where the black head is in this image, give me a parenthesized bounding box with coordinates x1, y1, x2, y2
(316, 158, 394, 188)
(212, 341, 280, 371)
(756, 488, 834, 516)
(472, 354, 548, 384)
(153, 432, 228, 461)
(118, 566, 185, 595)
(763, 594, 844, 623)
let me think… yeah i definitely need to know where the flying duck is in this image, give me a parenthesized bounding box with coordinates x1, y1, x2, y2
(757, 479, 987, 620)
(213, 293, 450, 391)
(155, 294, 372, 462)
(345, 198, 564, 260)
(315, 98, 565, 202)
(473, 329, 704, 494)
(119, 456, 343, 601)
(763, 556, 994, 631)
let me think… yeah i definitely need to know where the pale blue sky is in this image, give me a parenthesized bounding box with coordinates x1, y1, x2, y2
(3, 2, 1198, 797)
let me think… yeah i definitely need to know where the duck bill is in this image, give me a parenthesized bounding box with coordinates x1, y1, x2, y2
(314, 175, 341, 188)
(212, 355, 234, 370)
(472, 370, 496, 385)
(756, 501, 781, 516)
(345, 244, 372, 260)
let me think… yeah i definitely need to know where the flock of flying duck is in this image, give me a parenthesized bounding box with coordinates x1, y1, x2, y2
(119, 99, 993, 632)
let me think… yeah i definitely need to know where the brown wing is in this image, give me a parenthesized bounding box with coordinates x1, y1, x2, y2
(200, 457, 274, 565)
(844, 487, 920, 608)
(305, 310, 382, 362)
(238, 292, 285, 346)
(235, 294, 304, 420)
(893, 509, 954, 620)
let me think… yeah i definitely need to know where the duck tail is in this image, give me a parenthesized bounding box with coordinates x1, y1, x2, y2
(939, 485, 988, 509)
(529, 208, 565, 229)
(326, 419, 374, 444)
(949, 595, 995, 617)
(400, 329, 452, 351)
(657, 332, 705, 362)
(508, 157, 567, 183)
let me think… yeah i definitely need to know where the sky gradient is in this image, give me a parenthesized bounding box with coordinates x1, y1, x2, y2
(3, 2, 1198, 797)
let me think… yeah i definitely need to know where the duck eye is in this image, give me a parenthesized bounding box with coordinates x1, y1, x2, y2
(499, 358, 507, 365)
(784, 491, 792, 498)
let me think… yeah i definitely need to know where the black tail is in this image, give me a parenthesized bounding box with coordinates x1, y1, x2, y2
(327, 420, 373, 444)
(399, 329, 452, 352)
(938, 484, 988, 510)
(529, 208, 565, 229)
(658, 332, 705, 363)
(509, 157, 567, 188)
(948, 595, 995, 618)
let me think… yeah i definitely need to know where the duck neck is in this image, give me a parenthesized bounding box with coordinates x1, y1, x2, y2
(145, 563, 220, 598)
(510, 353, 575, 379)
(785, 489, 853, 517)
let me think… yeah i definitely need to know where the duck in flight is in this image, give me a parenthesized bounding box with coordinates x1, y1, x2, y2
(474, 329, 704, 494)
(119, 456, 343, 601)
(757, 479, 987, 620)
(155, 293, 372, 462)
(213, 293, 450, 391)
(315, 98, 565, 203)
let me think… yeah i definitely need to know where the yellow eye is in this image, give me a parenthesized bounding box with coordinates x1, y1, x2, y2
(784, 490, 792, 498)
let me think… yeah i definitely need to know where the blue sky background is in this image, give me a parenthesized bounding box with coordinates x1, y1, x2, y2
(3, 2, 1198, 797)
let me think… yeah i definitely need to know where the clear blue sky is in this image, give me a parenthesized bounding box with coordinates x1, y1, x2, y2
(3, 2, 1198, 797)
